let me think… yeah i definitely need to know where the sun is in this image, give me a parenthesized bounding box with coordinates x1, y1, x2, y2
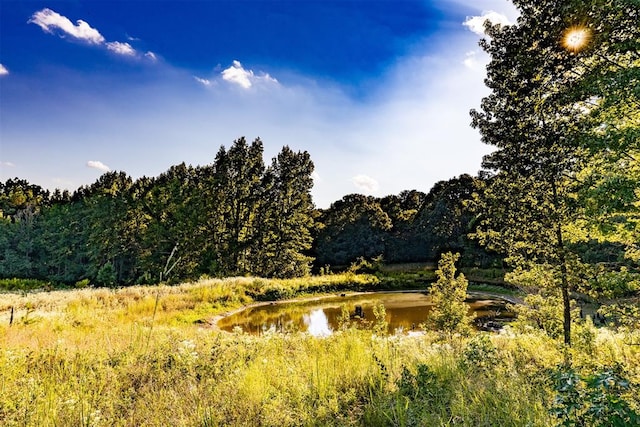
(562, 26, 591, 52)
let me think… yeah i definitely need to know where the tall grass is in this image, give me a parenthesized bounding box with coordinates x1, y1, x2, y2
(1, 275, 638, 426)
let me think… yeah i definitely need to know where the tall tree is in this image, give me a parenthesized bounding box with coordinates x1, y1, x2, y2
(0, 179, 49, 279)
(213, 137, 266, 275)
(80, 171, 139, 284)
(413, 175, 487, 264)
(562, 1, 640, 262)
(253, 146, 315, 277)
(470, 0, 640, 345)
(37, 200, 90, 283)
(135, 163, 210, 282)
(0, 178, 50, 219)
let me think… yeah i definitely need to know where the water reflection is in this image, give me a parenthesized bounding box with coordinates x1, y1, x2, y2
(218, 291, 514, 336)
(304, 309, 332, 337)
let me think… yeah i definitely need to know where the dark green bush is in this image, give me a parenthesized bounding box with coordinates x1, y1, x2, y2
(551, 365, 639, 427)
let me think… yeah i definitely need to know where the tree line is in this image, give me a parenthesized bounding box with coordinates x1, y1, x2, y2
(314, 175, 498, 268)
(2, 141, 511, 286)
(2, 156, 629, 288)
(0, 137, 317, 284)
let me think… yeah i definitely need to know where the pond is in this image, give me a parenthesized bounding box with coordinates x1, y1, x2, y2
(217, 291, 515, 336)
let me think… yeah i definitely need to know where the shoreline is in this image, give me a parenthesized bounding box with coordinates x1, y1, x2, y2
(208, 288, 523, 331)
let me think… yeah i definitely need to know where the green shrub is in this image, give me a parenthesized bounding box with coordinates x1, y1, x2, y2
(586, 267, 640, 298)
(425, 252, 473, 337)
(0, 278, 52, 291)
(398, 364, 441, 404)
(462, 334, 499, 372)
(96, 263, 117, 287)
(74, 279, 91, 289)
(551, 366, 639, 427)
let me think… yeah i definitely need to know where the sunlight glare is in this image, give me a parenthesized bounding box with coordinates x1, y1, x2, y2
(304, 309, 332, 337)
(563, 27, 590, 52)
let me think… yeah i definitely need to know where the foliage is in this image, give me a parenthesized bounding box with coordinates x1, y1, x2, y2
(425, 252, 473, 337)
(252, 146, 316, 278)
(470, 0, 640, 346)
(244, 273, 382, 302)
(0, 138, 317, 284)
(74, 279, 90, 289)
(0, 178, 50, 218)
(313, 175, 498, 270)
(0, 167, 502, 285)
(506, 264, 584, 340)
(551, 366, 639, 427)
(410, 174, 493, 266)
(96, 263, 117, 287)
(346, 256, 383, 274)
(585, 267, 640, 299)
(371, 302, 388, 335)
(572, 316, 598, 356)
(390, 363, 453, 425)
(314, 194, 392, 267)
(509, 294, 567, 340)
(211, 137, 267, 275)
(461, 334, 499, 372)
(0, 278, 53, 292)
(598, 302, 640, 345)
(562, 0, 640, 263)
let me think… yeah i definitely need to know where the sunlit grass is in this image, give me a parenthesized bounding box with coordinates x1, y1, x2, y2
(1, 275, 638, 426)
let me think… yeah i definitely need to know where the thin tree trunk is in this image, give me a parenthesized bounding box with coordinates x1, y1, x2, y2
(559, 252, 572, 346)
(552, 180, 572, 346)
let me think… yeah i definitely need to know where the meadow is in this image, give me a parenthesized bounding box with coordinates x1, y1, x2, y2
(1, 275, 638, 426)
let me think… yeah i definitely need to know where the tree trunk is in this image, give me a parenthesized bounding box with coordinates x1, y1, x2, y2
(552, 180, 572, 346)
(559, 261, 572, 346)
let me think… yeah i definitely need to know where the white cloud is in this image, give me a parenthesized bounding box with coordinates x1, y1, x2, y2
(463, 11, 513, 35)
(221, 61, 253, 89)
(311, 171, 322, 182)
(221, 60, 278, 89)
(28, 8, 157, 62)
(29, 8, 105, 44)
(194, 76, 212, 87)
(0, 64, 8, 76)
(106, 41, 136, 56)
(87, 160, 111, 172)
(1, 161, 15, 167)
(352, 175, 379, 193)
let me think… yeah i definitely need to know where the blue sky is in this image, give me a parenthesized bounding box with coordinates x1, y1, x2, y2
(0, 0, 518, 208)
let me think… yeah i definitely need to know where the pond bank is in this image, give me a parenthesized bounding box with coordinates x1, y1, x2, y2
(210, 289, 521, 334)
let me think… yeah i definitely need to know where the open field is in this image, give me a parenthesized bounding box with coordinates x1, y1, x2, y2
(1, 275, 639, 426)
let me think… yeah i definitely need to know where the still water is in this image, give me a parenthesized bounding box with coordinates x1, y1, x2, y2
(217, 291, 513, 336)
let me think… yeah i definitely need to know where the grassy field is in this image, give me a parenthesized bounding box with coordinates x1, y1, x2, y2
(1, 275, 638, 426)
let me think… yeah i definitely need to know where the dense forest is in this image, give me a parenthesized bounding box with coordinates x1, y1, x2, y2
(0, 147, 633, 289)
(0, 139, 504, 285)
(1, 137, 319, 284)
